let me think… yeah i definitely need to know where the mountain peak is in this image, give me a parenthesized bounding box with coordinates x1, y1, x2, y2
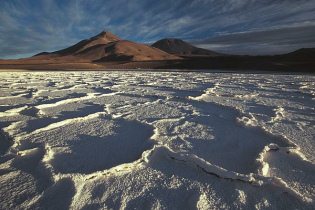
(93, 31, 121, 41)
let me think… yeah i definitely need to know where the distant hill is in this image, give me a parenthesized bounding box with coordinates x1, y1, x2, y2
(283, 48, 315, 59)
(152, 38, 222, 56)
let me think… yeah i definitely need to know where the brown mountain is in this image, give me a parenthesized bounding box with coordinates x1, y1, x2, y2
(152, 38, 222, 56)
(32, 31, 179, 62)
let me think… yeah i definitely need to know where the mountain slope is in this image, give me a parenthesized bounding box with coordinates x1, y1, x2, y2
(152, 38, 222, 56)
(32, 31, 179, 62)
(286, 48, 315, 55)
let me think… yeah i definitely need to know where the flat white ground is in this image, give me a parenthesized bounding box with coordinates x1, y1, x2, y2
(0, 71, 314, 209)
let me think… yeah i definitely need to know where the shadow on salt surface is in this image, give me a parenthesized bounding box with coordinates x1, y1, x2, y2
(91, 87, 113, 94)
(30, 178, 75, 210)
(36, 92, 87, 105)
(243, 101, 276, 117)
(0, 130, 11, 155)
(185, 100, 291, 174)
(155, 84, 215, 98)
(11, 103, 104, 135)
(50, 118, 154, 174)
(0, 104, 25, 112)
(113, 186, 201, 210)
(265, 148, 315, 199)
(0, 168, 44, 209)
(10, 144, 52, 191)
(116, 147, 307, 210)
(0, 92, 87, 113)
(0, 143, 59, 209)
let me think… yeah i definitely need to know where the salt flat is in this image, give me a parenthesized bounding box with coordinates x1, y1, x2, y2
(0, 71, 314, 209)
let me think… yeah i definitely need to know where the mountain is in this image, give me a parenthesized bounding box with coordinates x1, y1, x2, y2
(32, 31, 180, 62)
(283, 48, 315, 60)
(152, 38, 222, 56)
(0, 32, 314, 72)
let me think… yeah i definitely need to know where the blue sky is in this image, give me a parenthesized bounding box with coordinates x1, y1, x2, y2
(1, 0, 315, 58)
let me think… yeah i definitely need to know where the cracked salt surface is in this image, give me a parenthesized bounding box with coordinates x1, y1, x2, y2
(0, 71, 314, 209)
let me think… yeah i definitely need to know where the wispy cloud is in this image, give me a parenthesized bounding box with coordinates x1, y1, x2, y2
(194, 24, 315, 55)
(0, 0, 315, 58)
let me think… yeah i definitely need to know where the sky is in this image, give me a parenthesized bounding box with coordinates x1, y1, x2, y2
(1, 0, 315, 58)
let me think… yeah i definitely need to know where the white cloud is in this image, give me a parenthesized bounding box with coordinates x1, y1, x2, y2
(1, 0, 315, 58)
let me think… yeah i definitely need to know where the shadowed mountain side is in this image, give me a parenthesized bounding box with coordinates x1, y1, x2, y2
(152, 38, 222, 56)
(147, 53, 315, 72)
(97, 47, 315, 72)
(283, 48, 315, 60)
